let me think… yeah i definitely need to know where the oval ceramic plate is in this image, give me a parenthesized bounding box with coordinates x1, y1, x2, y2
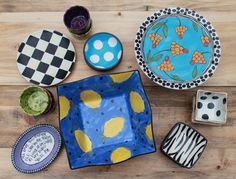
(134, 7, 221, 90)
(83, 32, 123, 71)
(11, 124, 61, 173)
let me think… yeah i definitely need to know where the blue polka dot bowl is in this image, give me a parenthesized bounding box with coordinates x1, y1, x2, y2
(83, 32, 123, 71)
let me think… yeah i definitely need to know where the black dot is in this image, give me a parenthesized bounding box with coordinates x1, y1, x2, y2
(208, 103, 215, 109)
(212, 96, 219, 99)
(205, 92, 212, 95)
(99, 77, 103, 80)
(202, 114, 209, 120)
(197, 102, 203, 109)
(223, 98, 226, 104)
(216, 110, 221, 117)
(200, 96, 207, 100)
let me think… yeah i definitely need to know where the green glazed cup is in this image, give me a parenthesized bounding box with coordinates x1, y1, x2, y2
(19, 86, 50, 116)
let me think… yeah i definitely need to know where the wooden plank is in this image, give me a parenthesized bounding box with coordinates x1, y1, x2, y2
(1, 147, 236, 179)
(0, 11, 235, 86)
(0, 85, 235, 178)
(0, 0, 236, 12)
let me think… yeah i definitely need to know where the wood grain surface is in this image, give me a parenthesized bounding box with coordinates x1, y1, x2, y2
(0, 1, 235, 179)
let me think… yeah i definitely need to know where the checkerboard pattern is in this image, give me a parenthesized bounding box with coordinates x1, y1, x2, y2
(17, 29, 76, 86)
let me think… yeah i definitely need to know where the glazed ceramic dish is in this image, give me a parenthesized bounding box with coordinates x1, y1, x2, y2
(20, 86, 50, 116)
(83, 32, 123, 71)
(192, 90, 227, 125)
(16, 29, 76, 86)
(161, 122, 207, 169)
(64, 6, 92, 38)
(11, 124, 61, 173)
(57, 70, 156, 169)
(134, 7, 221, 90)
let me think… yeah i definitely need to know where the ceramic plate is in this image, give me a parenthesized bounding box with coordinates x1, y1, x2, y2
(83, 32, 123, 71)
(134, 7, 221, 90)
(16, 29, 76, 86)
(57, 70, 156, 169)
(11, 124, 61, 173)
(161, 122, 207, 168)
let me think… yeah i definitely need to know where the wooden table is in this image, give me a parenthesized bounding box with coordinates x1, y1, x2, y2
(0, 1, 236, 178)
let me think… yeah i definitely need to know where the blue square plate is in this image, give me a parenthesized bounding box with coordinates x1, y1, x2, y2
(57, 70, 156, 169)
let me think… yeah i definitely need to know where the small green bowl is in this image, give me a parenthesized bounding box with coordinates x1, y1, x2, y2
(20, 86, 50, 116)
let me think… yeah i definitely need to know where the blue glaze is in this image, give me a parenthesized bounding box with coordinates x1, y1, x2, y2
(142, 15, 213, 82)
(84, 32, 123, 71)
(57, 71, 156, 169)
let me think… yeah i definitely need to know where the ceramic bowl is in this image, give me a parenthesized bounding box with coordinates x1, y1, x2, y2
(192, 90, 227, 125)
(57, 70, 156, 169)
(20, 86, 50, 116)
(64, 5, 92, 38)
(134, 7, 221, 90)
(83, 32, 123, 71)
(11, 124, 61, 173)
(161, 122, 207, 169)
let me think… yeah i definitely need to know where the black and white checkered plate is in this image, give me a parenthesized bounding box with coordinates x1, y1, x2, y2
(17, 29, 76, 86)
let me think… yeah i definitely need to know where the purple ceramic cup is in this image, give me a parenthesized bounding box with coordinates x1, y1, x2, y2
(63, 6, 92, 38)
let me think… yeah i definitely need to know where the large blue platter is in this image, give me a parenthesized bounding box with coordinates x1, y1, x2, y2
(57, 70, 156, 169)
(135, 7, 221, 90)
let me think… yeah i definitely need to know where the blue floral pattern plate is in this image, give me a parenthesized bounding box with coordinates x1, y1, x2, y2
(135, 7, 221, 90)
(83, 32, 123, 71)
(57, 70, 156, 169)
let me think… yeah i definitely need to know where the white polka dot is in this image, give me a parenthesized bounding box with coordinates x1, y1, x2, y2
(108, 37, 117, 47)
(90, 55, 100, 63)
(104, 52, 114, 61)
(93, 40, 103, 50)
(85, 44, 89, 52)
(117, 50, 122, 59)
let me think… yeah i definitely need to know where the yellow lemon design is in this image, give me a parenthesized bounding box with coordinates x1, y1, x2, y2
(145, 124, 153, 141)
(130, 91, 145, 113)
(59, 96, 70, 120)
(103, 117, 125, 138)
(80, 90, 102, 109)
(110, 147, 131, 163)
(74, 129, 92, 153)
(110, 72, 133, 83)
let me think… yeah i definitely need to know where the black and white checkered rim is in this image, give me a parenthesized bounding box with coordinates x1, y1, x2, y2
(134, 7, 221, 90)
(11, 124, 62, 174)
(16, 29, 76, 87)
